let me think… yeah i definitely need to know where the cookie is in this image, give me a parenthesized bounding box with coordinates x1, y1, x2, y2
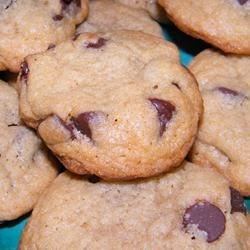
(159, 0, 250, 55)
(114, 0, 168, 24)
(19, 30, 202, 180)
(0, 0, 88, 72)
(76, 0, 163, 38)
(0, 80, 58, 221)
(189, 49, 250, 195)
(19, 162, 250, 249)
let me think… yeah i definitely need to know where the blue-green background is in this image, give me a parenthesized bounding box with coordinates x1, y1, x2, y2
(0, 24, 249, 250)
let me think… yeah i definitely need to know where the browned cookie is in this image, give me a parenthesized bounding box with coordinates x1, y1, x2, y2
(189, 49, 250, 195)
(20, 162, 250, 249)
(159, 0, 250, 54)
(0, 0, 88, 72)
(19, 30, 202, 180)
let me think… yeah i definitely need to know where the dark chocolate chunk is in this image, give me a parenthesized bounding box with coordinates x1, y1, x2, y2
(71, 112, 97, 139)
(53, 14, 64, 21)
(20, 61, 29, 83)
(230, 187, 247, 215)
(149, 98, 176, 136)
(86, 38, 107, 49)
(216, 87, 240, 97)
(87, 175, 100, 183)
(183, 201, 226, 243)
(237, 0, 248, 5)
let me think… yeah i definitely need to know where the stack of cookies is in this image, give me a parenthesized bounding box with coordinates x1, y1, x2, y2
(0, 0, 249, 249)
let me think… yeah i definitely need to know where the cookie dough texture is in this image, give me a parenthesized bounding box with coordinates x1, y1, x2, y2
(0, 80, 58, 221)
(76, 0, 163, 38)
(189, 49, 250, 195)
(19, 30, 202, 180)
(19, 162, 250, 250)
(0, 0, 88, 72)
(114, 0, 168, 23)
(159, 0, 250, 54)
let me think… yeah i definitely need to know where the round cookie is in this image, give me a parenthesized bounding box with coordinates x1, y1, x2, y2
(114, 0, 168, 24)
(0, 80, 58, 221)
(159, 0, 250, 55)
(189, 49, 250, 195)
(76, 0, 164, 38)
(19, 162, 250, 249)
(0, 0, 88, 72)
(19, 30, 202, 180)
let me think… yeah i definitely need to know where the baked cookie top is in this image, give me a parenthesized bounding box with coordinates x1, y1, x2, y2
(19, 162, 250, 249)
(159, 0, 250, 54)
(0, 80, 58, 221)
(189, 49, 250, 195)
(0, 0, 88, 72)
(76, 0, 163, 38)
(19, 30, 202, 180)
(114, 0, 168, 23)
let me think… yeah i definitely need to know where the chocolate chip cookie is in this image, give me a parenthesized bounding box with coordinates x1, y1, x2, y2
(19, 30, 202, 180)
(0, 0, 88, 72)
(0, 80, 58, 221)
(114, 0, 168, 24)
(159, 0, 250, 54)
(189, 49, 250, 195)
(76, 0, 163, 38)
(19, 162, 250, 249)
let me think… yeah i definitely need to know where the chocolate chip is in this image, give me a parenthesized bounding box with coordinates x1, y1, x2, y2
(48, 44, 56, 50)
(172, 82, 181, 90)
(71, 112, 97, 139)
(7, 124, 18, 127)
(230, 187, 247, 215)
(61, 0, 81, 7)
(53, 14, 64, 21)
(183, 201, 226, 243)
(216, 87, 240, 97)
(86, 38, 107, 49)
(237, 0, 248, 5)
(20, 61, 29, 83)
(149, 98, 176, 136)
(5, 0, 14, 9)
(87, 175, 100, 183)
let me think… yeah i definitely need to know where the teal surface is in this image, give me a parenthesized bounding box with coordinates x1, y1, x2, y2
(0, 24, 249, 250)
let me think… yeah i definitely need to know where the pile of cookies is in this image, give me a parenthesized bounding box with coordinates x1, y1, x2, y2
(0, 0, 249, 249)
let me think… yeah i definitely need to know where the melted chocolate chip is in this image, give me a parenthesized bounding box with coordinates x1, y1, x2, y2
(230, 187, 247, 215)
(5, 0, 14, 9)
(183, 201, 226, 243)
(86, 38, 107, 49)
(20, 61, 29, 82)
(172, 82, 181, 90)
(71, 112, 97, 139)
(87, 175, 100, 183)
(61, 0, 81, 6)
(149, 98, 176, 136)
(216, 87, 240, 96)
(53, 14, 64, 21)
(237, 0, 248, 5)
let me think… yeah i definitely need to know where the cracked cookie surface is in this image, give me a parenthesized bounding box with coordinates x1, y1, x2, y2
(159, 0, 250, 54)
(0, 0, 88, 72)
(76, 0, 163, 38)
(19, 162, 250, 250)
(0, 80, 58, 221)
(19, 30, 202, 180)
(189, 49, 250, 195)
